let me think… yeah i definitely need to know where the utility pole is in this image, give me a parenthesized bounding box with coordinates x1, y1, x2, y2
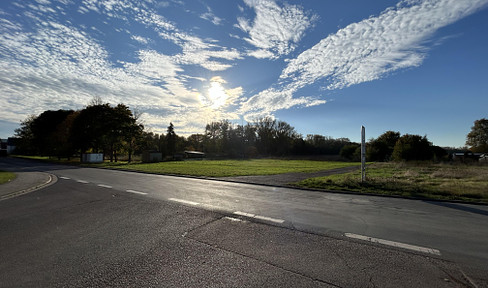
(361, 126, 366, 182)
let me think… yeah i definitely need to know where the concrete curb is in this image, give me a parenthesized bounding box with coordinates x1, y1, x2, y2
(0, 173, 58, 201)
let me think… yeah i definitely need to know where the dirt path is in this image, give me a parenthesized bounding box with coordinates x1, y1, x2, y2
(222, 166, 359, 187)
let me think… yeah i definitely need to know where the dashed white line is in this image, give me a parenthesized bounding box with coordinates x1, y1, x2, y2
(234, 211, 255, 218)
(126, 189, 148, 195)
(234, 211, 285, 224)
(168, 198, 199, 206)
(224, 217, 243, 222)
(254, 215, 285, 224)
(344, 233, 441, 256)
(59, 176, 70, 180)
(97, 184, 112, 189)
(76, 180, 89, 184)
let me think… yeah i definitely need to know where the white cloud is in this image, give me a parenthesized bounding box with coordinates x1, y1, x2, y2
(200, 6, 223, 25)
(236, 0, 316, 59)
(131, 35, 149, 44)
(240, 86, 325, 120)
(239, 0, 488, 120)
(280, 0, 488, 90)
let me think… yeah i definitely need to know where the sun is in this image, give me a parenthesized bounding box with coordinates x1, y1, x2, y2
(199, 77, 229, 109)
(207, 81, 228, 108)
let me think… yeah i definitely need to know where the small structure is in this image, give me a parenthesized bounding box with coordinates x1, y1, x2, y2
(7, 137, 18, 154)
(184, 151, 205, 159)
(0, 139, 7, 157)
(452, 151, 482, 163)
(480, 154, 488, 162)
(142, 151, 163, 163)
(82, 153, 104, 163)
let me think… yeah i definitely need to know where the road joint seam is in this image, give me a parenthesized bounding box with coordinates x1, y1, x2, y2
(185, 234, 342, 287)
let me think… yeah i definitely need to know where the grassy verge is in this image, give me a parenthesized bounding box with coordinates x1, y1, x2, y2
(88, 159, 357, 177)
(293, 162, 488, 203)
(0, 170, 16, 184)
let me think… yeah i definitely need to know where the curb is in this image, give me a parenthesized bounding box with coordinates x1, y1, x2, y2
(0, 174, 58, 201)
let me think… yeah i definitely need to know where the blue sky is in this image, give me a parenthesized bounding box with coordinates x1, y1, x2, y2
(1, 0, 487, 147)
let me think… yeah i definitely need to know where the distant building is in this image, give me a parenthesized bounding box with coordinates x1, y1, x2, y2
(480, 154, 488, 162)
(7, 137, 18, 154)
(452, 151, 482, 162)
(0, 139, 7, 157)
(184, 151, 205, 159)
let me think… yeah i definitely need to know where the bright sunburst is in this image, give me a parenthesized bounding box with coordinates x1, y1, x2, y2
(199, 76, 229, 109)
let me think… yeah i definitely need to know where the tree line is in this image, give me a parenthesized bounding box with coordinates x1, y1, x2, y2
(13, 100, 487, 162)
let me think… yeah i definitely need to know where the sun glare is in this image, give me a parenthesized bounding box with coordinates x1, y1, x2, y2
(208, 81, 228, 108)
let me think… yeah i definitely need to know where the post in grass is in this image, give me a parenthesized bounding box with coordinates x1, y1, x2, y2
(361, 126, 366, 182)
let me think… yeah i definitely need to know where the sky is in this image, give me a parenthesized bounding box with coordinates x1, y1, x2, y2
(1, 0, 488, 148)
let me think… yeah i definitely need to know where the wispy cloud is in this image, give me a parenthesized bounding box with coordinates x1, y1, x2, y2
(236, 0, 317, 59)
(0, 0, 244, 136)
(240, 0, 488, 119)
(200, 6, 223, 25)
(280, 0, 488, 90)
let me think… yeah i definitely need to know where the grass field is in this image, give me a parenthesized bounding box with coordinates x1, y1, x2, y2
(0, 170, 16, 185)
(91, 159, 357, 177)
(294, 162, 488, 203)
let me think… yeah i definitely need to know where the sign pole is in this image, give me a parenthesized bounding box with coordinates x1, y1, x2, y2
(361, 126, 366, 182)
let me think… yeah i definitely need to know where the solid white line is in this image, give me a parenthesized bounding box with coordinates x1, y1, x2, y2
(126, 189, 148, 195)
(76, 180, 89, 184)
(168, 198, 199, 206)
(59, 176, 70, 180)
(345, 233, 441, 256)
(97, 184, 112, 189)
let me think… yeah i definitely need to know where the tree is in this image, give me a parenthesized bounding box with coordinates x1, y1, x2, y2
(166, 122, 176, 156)
(392, 134, 433, 161)
(466, 118, 488, 153)
(340, 144, 360, 161)
(367, 131, 400, 161)
(14, 110, 75, 157)
(14, 115, 37, 155)
(71, 103, 141, 162)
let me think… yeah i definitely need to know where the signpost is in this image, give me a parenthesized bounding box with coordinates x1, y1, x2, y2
(361, 126, 366, 182)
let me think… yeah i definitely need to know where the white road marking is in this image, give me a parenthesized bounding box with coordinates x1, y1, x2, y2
(168, 198, 199, 206)
(234, 211, 285, 224)
(234, 211, 255, 218)
(344, 233, 441, 256)
(126, 189, 148, 195)
(59, 176, 70, 180)
(76, 180, 89, 184)
(200, 203, 222, 210)
(254, 215, 285, 224)
(97, 184, 112, 189)
(224, 217, 243, 222)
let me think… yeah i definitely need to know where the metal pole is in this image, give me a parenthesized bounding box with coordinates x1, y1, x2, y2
(361, 126, 366, 182)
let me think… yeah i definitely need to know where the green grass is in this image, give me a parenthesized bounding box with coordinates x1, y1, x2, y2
(294, 162, 488, 203)
(0, 170, 16, 184)
(89, 159, 357, 177)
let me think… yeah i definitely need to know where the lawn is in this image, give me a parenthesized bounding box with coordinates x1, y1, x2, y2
(0, 170, 16, 184)
(90, 159, 357, 177)
(294, 162, 488, 203)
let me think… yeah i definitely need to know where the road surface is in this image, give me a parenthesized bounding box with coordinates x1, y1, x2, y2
(1, 157, 487, 287)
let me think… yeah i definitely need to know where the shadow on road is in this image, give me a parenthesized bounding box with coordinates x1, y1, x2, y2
(0, 157, 81, 172)
(425, 200, 488, 217)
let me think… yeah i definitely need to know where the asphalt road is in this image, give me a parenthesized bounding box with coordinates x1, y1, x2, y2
(1, 157, 487, 287)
